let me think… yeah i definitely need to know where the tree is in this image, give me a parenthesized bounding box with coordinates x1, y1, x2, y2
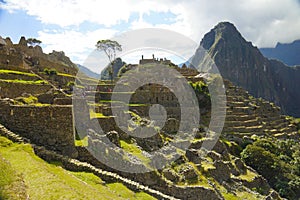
(27, 38, 42, 47)
(96, 39, 122, 82)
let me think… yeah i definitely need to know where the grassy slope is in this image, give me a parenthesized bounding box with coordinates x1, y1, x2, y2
(0, 136, 155, 200)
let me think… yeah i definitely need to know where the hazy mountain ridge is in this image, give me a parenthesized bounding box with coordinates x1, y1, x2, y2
(260, 40, 300, 66)
(77, 64, 100, 79)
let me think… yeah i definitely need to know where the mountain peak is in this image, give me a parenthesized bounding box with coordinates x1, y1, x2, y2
(192, 21, 300, 117)
(200, 21, 243, 50)
(213, 21, 237, 32)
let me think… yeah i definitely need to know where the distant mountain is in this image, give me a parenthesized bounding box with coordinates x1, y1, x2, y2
(100, 58, 125, 80)
(77, 64, 100, 79)
(190, 22, 300, 117)
(260, 40, 300, 66)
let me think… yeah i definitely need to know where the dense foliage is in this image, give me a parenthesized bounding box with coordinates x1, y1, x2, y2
(241, 138, 300, 199)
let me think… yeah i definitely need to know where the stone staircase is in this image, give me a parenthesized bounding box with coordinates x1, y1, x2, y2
(222, 81, 298, 138)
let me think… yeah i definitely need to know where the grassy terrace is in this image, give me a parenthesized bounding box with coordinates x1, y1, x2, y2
(0, 136, 155, 200)
(0, 69, 37, 77)
(57, 73, 99, 83)
(89, 109, 112, 119)
(120, 140, 151, 167)
(0, 79, 48, 84)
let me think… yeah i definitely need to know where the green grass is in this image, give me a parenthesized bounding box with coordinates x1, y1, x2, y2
(0, 79, 48, 85)
(128, 103, 149, 106)
(89, 110, 112, 119)
(237, 169, 257, 182)
(57, 73, 100, 84)
(20, 95, 38, 104)
(0, 154, 27, 200)
(0, 69, 37, 77)
(201, 161, 216, 172)
(75, 136, 88, 147)
(0, 136, 156, 200)
(57, 72, 75, 78)
(120, 140, 151, 166)
(107, 183, 155, 200)
(222, 191, 262, 200)
(99, 100, 124, 104)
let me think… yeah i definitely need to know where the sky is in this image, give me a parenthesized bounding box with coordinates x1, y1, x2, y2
(0, 0, 300, 73)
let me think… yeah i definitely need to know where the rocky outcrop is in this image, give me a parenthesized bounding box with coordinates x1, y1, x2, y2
(48, 50, 77, 69)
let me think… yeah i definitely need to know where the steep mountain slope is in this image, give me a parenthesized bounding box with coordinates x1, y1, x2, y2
(77, 64, 100, 79)
(260, 40, 300, 66)
(190, 22, 300, 117)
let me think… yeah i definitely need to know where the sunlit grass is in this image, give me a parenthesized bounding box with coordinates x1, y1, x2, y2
(0, 136, 156, 200)
(75, 136, 88, 147)
(120, 140, 151, 166)
(0, 69, 37, 77)
(0, 79, 48, 84)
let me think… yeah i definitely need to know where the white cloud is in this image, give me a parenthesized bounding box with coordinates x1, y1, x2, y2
(2, 0, 300, 70)
(38, 28, 117, 64)
(168, 0, 300, 47)
(0, 0, 174, 27)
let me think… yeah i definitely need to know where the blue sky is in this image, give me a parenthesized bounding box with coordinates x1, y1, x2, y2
(1, 0, 300, 73)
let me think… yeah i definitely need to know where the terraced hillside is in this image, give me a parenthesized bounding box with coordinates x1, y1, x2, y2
(0, 130, 157, 200)
(223, 80, 298, 138)
(0, 36, 299, 199)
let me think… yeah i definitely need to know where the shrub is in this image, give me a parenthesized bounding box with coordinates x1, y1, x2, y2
(44, 68, 57, 76)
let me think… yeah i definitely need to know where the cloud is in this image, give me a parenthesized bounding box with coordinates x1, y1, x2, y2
(2, 0, 300, 69)
(38, 28, 117, 64)
(167, 0, 300, 47)
(0, 0, 175, 27)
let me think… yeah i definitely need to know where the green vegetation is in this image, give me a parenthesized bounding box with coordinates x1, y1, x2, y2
(189, 81, 209, 95)
(120, 139, 151, 165)
(0, 154, 27, 200)
(107, 183, 155, 200)
(241, 138, 300, 199)
(44, 68, 58, 76)
(16, 95, 38, 104)
(0, 79, 48, 84)
(238, 169, 257, 182)
(89, 109, 111, 119)
(75, 136, 88, 147)
(26, 38, 42, 46)
(0, 136, 156, 200)
(222, 191, 261, 200)
(0, 69, 37, 77)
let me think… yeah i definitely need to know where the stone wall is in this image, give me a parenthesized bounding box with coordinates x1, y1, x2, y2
(0, 81, 52, 98)
(0, 101, 77, 157)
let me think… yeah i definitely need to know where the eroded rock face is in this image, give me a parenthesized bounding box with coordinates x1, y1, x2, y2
(48, 50, 77, 69)
(191, 21, 300, 117)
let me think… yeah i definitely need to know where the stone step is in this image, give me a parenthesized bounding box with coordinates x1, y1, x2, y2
(227, 101, 247, 106)
(226, 114, 258, 121)
(230, 106, 251, 113)
(224, 119, 259, 128)
(225, 125, 264, 133)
